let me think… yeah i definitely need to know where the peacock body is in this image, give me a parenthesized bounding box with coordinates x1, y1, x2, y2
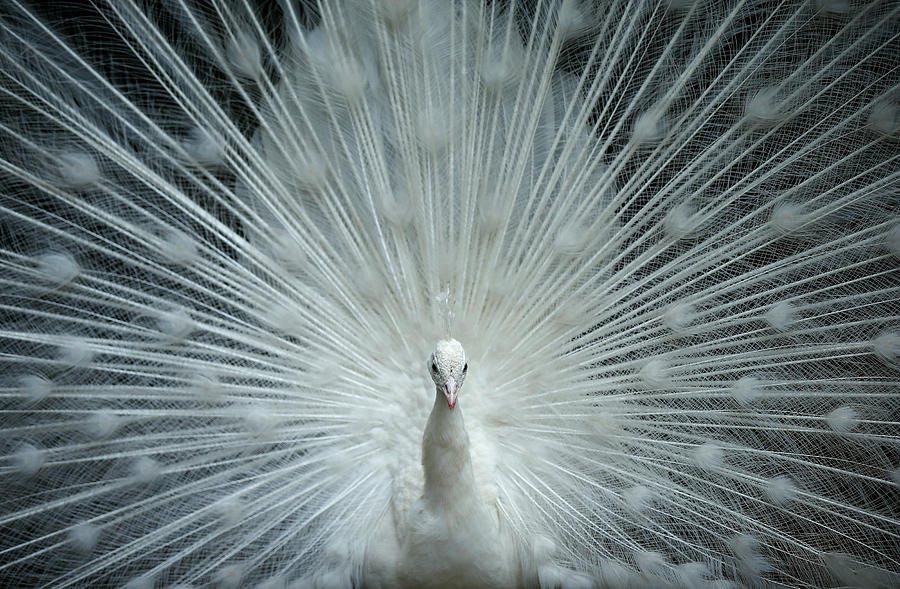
(1, 0, 899, 588)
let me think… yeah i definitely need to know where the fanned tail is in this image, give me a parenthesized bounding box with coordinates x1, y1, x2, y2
(0, 1, 898, 588)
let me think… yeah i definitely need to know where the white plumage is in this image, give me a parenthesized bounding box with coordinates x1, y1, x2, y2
(0, 1, 899, 588)
(364, 339, 521, 589)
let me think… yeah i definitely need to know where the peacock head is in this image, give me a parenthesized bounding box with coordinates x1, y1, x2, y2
(428, 339, 468, 410)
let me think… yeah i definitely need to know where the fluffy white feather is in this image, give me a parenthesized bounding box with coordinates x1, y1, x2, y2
(0, 1, 898, 588)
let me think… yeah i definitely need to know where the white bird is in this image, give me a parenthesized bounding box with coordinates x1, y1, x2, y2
(363, 339, 521, 589)
(0, 1, 899, 588)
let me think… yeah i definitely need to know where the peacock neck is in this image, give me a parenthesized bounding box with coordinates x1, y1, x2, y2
(421, 388, 478, 513)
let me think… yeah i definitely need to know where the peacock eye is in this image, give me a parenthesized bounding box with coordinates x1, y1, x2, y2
(463, 363, 468, 374)
(431, 361, 438, 373)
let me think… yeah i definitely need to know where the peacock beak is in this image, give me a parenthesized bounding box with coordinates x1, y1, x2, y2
(443, 378, 458, 410)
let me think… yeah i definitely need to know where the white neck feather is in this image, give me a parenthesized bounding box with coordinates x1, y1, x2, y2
(421, 387, 478, 513)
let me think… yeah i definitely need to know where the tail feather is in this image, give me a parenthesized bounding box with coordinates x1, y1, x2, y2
(1, 1, 898, 588)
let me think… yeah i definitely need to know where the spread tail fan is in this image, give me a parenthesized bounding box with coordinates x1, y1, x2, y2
(1, 1, 898, 588)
